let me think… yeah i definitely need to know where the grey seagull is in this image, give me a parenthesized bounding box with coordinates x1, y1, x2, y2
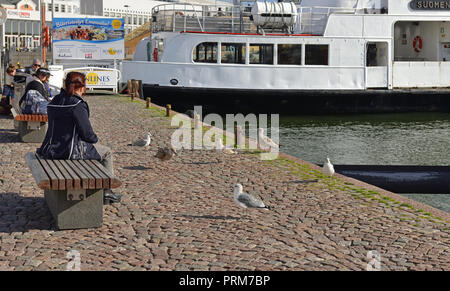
(233, 183, 271, 217)
(132, 132, 152, 147)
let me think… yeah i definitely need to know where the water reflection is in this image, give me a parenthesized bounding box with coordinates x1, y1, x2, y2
(279, 113, 450, 166)
(277, 113, 450, 213)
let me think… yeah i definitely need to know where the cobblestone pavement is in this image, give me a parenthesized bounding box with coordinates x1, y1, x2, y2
(0, 94, 449, 271)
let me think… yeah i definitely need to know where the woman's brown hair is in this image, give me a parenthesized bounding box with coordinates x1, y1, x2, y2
(6, 66, 15, 74)
(65, 72, 86, 96)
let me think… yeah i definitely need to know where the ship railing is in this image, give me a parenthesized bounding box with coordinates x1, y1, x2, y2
(152, 3, 258, 34)
(152, 3, 357, 35)
(297, 6, 356, 35)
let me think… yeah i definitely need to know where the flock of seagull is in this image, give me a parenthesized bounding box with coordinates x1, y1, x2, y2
(130, 128, 336, 217)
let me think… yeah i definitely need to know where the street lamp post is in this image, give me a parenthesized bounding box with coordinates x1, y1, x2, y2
(51, 0, 54, 65)
(124, 5, 130, 34)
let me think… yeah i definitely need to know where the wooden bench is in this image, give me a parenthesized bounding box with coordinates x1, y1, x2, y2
(25, 152, 122, 230)
(11, 107, 48, 143)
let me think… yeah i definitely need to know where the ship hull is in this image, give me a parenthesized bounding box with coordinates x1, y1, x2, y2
(142, 85, 450, 115)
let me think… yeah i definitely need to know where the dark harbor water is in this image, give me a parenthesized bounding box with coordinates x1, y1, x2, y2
(277, 112, 450, 213)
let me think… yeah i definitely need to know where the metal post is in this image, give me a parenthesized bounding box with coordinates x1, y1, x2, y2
(39, 0, 42, 62)
(51, 0, 55, 65)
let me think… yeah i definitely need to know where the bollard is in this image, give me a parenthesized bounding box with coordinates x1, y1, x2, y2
(133, 80, 140, 99)
(236, 125, 244, 148)
(194, 113, 201, 129)
(146, 97, 151, 109)
(166, 104, 171, 117)
(127, 80, 133, 97)
(234, 124, 238, 147)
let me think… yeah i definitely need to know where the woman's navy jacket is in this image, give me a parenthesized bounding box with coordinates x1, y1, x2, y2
(37, 89, 101, 160)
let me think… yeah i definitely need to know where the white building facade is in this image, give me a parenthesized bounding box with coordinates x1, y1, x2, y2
(41, 0, 81, 14)
(1, 0, 84, 49)
(80, 0, 166, 34)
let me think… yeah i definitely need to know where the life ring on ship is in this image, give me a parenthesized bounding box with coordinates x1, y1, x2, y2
(153, 48, 158, 61)
(413, 36, 423, 53)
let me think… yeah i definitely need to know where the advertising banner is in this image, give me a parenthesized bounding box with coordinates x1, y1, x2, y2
(64, 67, 121, 92)
(53, 18, 125, 60)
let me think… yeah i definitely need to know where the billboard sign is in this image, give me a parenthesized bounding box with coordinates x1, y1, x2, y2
(64, 67, 122, 93)
(53, 18, 125, 60)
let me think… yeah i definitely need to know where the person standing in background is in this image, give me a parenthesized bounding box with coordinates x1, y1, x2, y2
(25, 59, 42, 85)
(25, 59, 41, 75)
(3, 64, 16, 104)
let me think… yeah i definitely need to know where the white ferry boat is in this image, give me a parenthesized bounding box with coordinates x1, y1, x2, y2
(123, 0, 450, 113)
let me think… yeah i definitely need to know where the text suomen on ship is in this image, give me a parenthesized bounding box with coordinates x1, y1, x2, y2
(410, 0, 450, 9)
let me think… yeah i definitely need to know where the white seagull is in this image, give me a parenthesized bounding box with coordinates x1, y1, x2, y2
(215, 137, 225, 151)
(258, 128, 279, 150)
(194, 113, 201, 129)
(233, 183, 270, 217)
(132, 132, 152, 147)
(216, 137, 237, 154)
(322, 157, 335, 177)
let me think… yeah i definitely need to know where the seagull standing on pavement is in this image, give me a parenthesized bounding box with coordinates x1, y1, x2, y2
(233, 183, 270, 217)
(215, 137, 225, 151)
(194, 113, 201, 129)
(258, 128, 279, 150)
(216, 137, 237, 154)
(132, 132, 152, 147)
(322, 157, 335, 177)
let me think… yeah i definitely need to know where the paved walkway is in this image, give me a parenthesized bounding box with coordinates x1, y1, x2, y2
(0, 94, 448, 271)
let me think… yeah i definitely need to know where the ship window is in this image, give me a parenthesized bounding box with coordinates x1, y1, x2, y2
(249, 44, 274, 65)
(278, 44, 302, 65)
(305, 45, 329, 65)
(366, 42, 388, 66)
(193, 42, 218, 63)
(221, 43, 246, 64)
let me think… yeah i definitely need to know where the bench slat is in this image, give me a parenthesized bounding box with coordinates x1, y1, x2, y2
(58, 160, 82, 190)
(86, 160, 109, 189)
(53, 160, 74, 191)
(72, 160, 96, 189)
(90, 160, 121, 189)
(65, 160, 89, 189)
(79, 161, 103, 189)
(37, 158, 59, 190)
(93, 161, 122, 189)
(24, 152, 51, 190)
(45, 160, 66, 191)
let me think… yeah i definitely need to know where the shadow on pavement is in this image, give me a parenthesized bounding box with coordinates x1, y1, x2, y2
(115, 151, 133, 155)
(177, 214, 240, 221)
(0, 192, 55, 233)
(122, 166, 152, 171)
(0, 115, 12, 120)
(0, 131, 21, 144)
(181, 161, 221, 165)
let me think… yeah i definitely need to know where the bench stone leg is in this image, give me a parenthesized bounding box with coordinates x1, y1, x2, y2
(13, 120, 19, 131)
(18, 121, 48, 143)
(44, 189, 104, 230)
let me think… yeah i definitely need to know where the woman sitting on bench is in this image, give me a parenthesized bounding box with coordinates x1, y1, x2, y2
(37, 72, 121, 204)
